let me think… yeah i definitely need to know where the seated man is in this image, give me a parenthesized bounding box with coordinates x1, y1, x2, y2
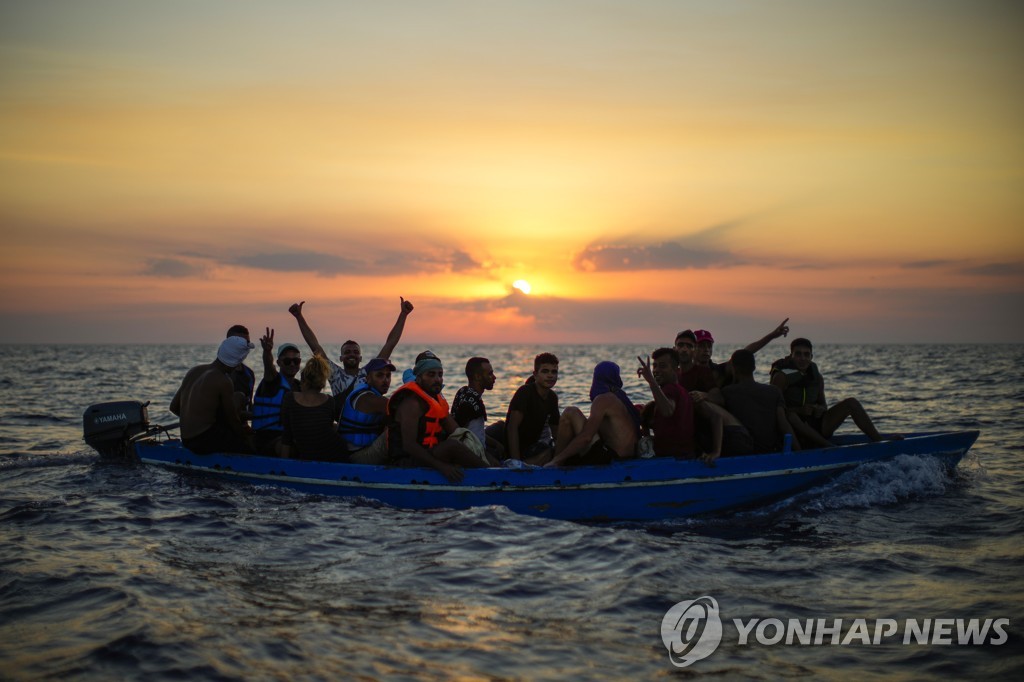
(452, 356, 505, 461)
(770, 338, 895, 448)
(386, 355, 488, 482)
(288, 297, 414, 408)
(545, 361, 640, 467)
(637, 348, 695, 458)
(674, 330, 717, 393)
(170, 336, 255, 454)
(251, 329, 302, 456)
(674, 330, 751, 462)
(722, 349, 799, 454)
(339, 357, 395, 464)
(486, 352, 561, 464)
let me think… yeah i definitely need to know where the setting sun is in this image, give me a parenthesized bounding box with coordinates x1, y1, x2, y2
(0, 2, 1021, 344)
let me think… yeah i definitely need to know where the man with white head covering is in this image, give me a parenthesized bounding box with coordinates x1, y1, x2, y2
(170, 335, 256, 454)
(225, 324, 256, 417)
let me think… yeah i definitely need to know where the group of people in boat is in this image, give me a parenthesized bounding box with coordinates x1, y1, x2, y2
(169, 299, 896, 482)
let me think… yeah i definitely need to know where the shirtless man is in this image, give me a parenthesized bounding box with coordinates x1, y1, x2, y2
(170, 336, 255, 454)
(770, 338, 894, 448)
(545, 361, 640, 467)
(288, 297, 414, 406)
(387, 355, 489, 482)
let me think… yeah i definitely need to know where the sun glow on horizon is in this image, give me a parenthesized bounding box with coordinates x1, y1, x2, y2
(0, 2, 1021, 343)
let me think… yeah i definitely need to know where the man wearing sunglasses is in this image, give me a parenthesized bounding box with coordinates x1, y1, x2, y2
(251, 328, 303, 456)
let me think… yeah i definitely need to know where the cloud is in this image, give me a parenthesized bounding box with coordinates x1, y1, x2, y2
(231, 251, 363, 276)
(574, 241, 743, 272)
(229, 248, 483, 277)
(899, 259, 1023, 278)
(902, 259, 959, 269)
(571, 210, 783, 273)
(449, 249, 482, 273)
(142, 258, 207, 278)
(440, 290, 781, 343)
(959, 261, 1023, 277)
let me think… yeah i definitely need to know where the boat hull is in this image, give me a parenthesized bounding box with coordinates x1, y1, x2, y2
(132, 430, 978, 521)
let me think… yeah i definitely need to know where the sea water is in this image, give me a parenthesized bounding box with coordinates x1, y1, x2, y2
(1, 343, 1021, 680)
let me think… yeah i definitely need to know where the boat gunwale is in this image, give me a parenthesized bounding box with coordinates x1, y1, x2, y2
(134, 430, 978, 493)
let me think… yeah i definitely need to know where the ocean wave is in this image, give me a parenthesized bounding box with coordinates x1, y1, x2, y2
(843, 369, 882, 377)
(0, 452, 97, 471)
(788, 454, 955, 513)
(0, 413, 73, 425)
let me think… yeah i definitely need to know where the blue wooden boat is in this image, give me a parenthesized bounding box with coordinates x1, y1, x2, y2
(128, 430, 977, 522)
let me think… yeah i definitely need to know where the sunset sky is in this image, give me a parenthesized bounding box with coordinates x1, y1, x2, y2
(1, 0, 1021, 345)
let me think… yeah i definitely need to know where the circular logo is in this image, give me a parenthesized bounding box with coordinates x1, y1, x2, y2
(661, 596, 723, 667)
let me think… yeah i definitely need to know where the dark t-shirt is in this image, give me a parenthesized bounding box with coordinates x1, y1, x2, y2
(678, 364, 717, 393)
(652, 381, 695, 458)
(506, 383, 559, 448)
(452, 386, 486, 426)
(722, 381, 786, 454)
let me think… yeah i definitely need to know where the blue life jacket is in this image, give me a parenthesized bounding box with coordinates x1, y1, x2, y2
(338, 382, 384, 449)
(252, 374, 297, 432)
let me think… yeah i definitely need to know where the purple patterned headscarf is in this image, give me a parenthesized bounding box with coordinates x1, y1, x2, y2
(589, 361, 641, 431)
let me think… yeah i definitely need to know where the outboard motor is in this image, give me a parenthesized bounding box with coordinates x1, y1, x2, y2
(83, 401, 150, 461)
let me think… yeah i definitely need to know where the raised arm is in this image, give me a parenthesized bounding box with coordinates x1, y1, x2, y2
(637, 355, 675, 417)
(376, 297, 414, 360)
(744, 317, 790, 354)
(259, 327, 280, 383)
(288, 301, 328, 360)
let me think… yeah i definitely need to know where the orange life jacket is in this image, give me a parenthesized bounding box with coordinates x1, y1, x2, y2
(387, 381, 450, 449)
